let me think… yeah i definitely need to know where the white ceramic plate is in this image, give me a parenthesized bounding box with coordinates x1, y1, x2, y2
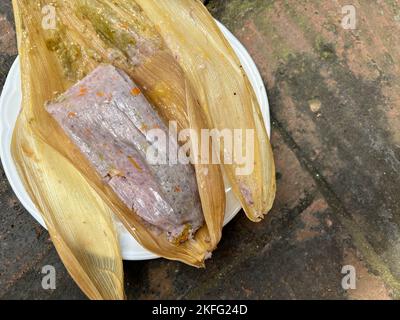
(0, 21, 270, 260)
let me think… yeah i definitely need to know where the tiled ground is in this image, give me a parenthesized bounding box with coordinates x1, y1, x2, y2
(1, 0, 399, 299)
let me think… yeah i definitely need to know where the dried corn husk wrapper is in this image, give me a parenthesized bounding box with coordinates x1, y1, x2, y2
(11, 0, 274, 300)
(134, 0, 276, 221)
(12, 1, 125, 300)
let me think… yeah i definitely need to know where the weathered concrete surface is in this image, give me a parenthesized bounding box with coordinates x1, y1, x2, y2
(0, 0, 399, 299)
(207, 0, 400, 298)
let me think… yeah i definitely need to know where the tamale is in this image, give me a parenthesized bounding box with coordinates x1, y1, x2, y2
(12, 0, 225, 277)
(46, 64, 204, 242)
(11, 0, 275, 301)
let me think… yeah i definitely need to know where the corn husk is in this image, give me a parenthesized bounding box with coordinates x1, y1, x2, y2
(12, 0, 227, 300)
(12, 0, 124, 300)
(133, 0, 276, 221)
(12, 0, 274, 300)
